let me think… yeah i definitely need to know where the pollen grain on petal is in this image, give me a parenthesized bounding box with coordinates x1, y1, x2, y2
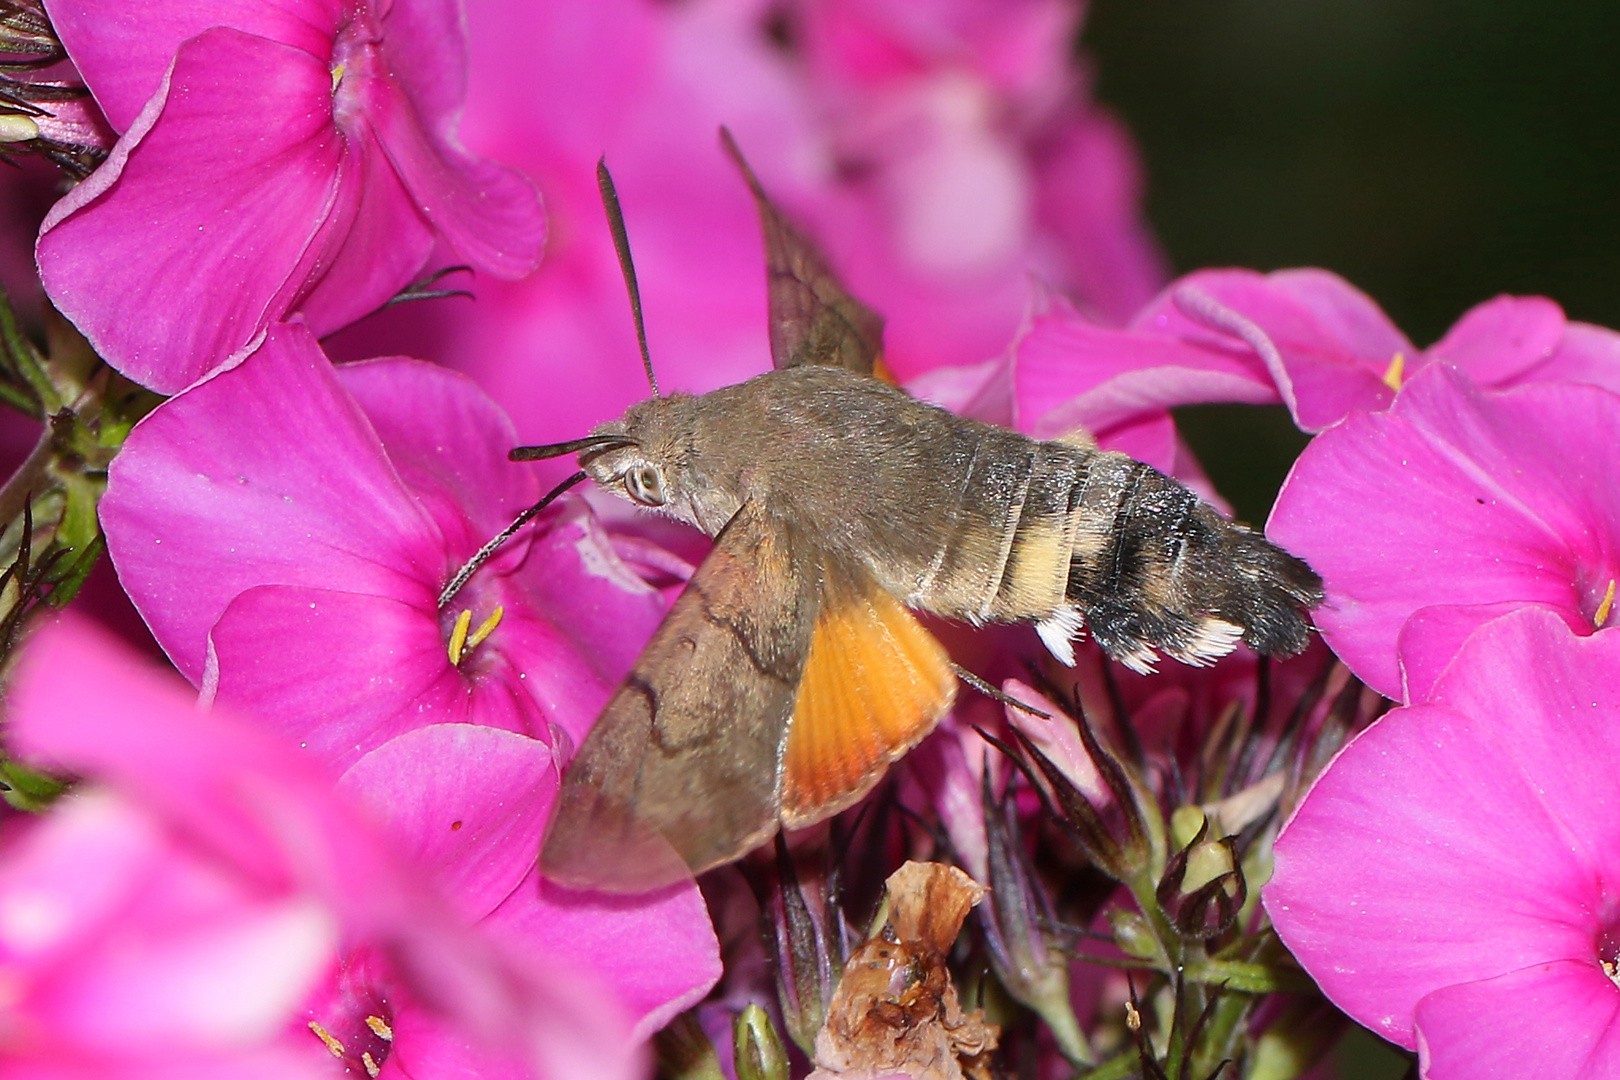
(362, 1051, 381, 1078)
(308, 1020, 345, 1058)
(1382, 352, 1406, 391)
(365, 1015, 394, 1041)
(448, 608, 472, 666)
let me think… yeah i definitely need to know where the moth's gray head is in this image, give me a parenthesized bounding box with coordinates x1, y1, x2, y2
(581, 393, 741, 534)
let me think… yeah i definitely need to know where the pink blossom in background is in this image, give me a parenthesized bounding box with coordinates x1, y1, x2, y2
(100, 321, 666, 766)
(1268, 363, 1620, 702)
(0, 617, 637, 1080)
(997, 267, 1620, 447)
(1266, 608, 1620, 1079)
(35, 0, 545, 393)
(328, 0, 1165, 461)
(787, 0, 1167, 377)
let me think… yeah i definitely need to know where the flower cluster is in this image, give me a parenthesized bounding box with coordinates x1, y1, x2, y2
(0, 0, 1614, 1079)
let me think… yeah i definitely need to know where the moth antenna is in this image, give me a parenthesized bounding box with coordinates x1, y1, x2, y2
(718, 126, 768, 202)
(596, 158, 659, 398)
(438, 470, 590, 609)
(510, 434, 636, 461)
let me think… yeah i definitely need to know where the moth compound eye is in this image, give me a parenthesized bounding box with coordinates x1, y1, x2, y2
(624, 464, 667, 507)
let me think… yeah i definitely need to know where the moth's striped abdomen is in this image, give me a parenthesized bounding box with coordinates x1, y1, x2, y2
(904, 415, 1322, 673)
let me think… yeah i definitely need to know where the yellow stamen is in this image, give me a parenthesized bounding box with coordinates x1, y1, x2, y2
(365, 1015, 394, 1041)
(447, 608, 472, 666)
(330, 62, 346, 93)
(1382, 352, 1406, 391)
(466, 605, 505, 650)
(1596, 579, 1616, 629)
(308, 1021, 345, 1058)
(363, 1052, 381, 1078)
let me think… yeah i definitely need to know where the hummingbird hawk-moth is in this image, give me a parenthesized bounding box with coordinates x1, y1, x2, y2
(524, 131, 1322, 892)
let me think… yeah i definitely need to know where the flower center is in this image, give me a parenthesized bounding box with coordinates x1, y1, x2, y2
(329, 16, 384, 126)
(1577, 574, 1619, 630)
(307, 1011, 394, 1077)
(448, 605, 505, 666)
(1597, 925, 1620, 989)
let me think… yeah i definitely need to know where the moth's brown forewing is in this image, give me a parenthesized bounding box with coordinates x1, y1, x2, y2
(543, 502, 816, 891)
(720, 127, 884, 376)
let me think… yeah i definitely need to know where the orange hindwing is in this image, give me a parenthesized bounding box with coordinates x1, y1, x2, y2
(780, 582, 956, 826)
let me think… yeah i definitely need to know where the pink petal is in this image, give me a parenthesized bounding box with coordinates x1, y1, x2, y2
(1011, 305, 1277, 440)
(38, 29, 349, 393)
(1533, 321, 1620, 395)
(362, 70, 543, 279)
(45, 895, 337, 1052)
(1396, 601, 1587, 702)
(1266, 699, 1603, 1048)
(385, 985, 633, 1080)
(207, 585, 481, 773)
(1268, 364, 1620, 699)
(336, 358, 538, 552)
(42, 0, 338, 131)
(483, 869, 721, 1043)
(0, 792, 163, 968)
(377, 0, 467, 133)
(1413, 961, 1620, 1080)
(337, 725, 556, 925)
(1134, 268, 1407, 431)
(8, 617, 388, 909)
(1424, 294, 1566, 386)
(102, 322, 444, 682)
(1032, 106, 1167, 327)
(1425, 610, 1620, 872)
(290, 119, 437, 340)
(1001, 679, 1109, 808)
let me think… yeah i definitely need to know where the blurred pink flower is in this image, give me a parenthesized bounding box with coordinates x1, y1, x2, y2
(328, 0, 1165, 458)
(1266, 607, 1620, 1079)
(1268, 364, 1620, 701)
(35, 0, 545, 393)
(97, 323, 721, 1040)
(101, 321, 665, 768)
(336, 723, 723, 1044)
(788, 0, 1166, 377)
(998, 267, 1620, 443)
(0, 616, 633, 1080)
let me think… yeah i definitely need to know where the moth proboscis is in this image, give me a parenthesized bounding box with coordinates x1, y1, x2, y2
(510, 129, 1323, 893)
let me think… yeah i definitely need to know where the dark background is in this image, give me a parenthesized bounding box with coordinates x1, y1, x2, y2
(1085, 0, 1620, 527)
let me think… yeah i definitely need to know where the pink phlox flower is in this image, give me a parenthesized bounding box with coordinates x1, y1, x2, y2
(0, 616, 633, 1080)
(336, 723, 722, 1045)
(779, 0, 1167, 375)
(330, 0, 807, 461)
(1265, 607, 1620, 1079)
(100, 320, 666, 768)
(999, 266, 1620, 445)
(98, 322, 720, 1041)
(1268, 362, 1620, 701)
(329, 0, 1164, 453)
(35, 0, 545, 394)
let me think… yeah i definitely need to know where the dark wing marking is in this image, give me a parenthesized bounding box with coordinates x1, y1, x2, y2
(721, 127, 885, 375)
(541, 502, 817, 892)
